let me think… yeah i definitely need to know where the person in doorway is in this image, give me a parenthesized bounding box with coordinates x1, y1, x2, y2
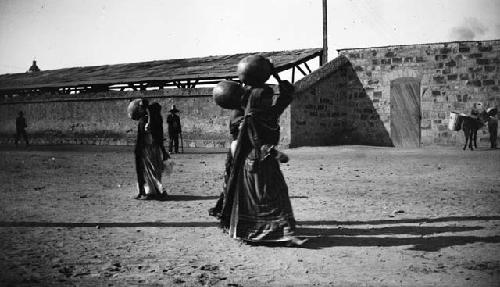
(487, 107, 498, 149)
(469, 103, 483, 149)
(166, 105, 182, 153)
(15, 111, 29, 147)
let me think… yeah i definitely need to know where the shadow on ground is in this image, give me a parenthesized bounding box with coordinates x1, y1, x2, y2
(1, 215, 498, 252)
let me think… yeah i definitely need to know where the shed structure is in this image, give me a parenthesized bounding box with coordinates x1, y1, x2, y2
(0, 49, 322, 147)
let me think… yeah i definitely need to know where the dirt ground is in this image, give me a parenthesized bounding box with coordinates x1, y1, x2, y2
(0, 144, 499, 286)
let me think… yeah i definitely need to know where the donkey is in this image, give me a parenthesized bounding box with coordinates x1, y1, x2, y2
(457, 111, 489, 150)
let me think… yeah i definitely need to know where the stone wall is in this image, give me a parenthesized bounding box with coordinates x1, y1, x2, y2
(0, 89, 230, 147)
(0, 87, 291, 148)
(291, 56, 392, 147)
(337, 39, 500, 146)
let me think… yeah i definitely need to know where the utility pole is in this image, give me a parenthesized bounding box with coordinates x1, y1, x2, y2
(322, 0, 328, 65)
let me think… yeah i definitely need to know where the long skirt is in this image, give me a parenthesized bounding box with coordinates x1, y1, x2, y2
(137, 143, 164, 198)
(229, 154, 296, 242)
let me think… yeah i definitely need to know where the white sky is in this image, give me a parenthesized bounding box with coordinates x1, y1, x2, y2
(0, 0, 499, 74)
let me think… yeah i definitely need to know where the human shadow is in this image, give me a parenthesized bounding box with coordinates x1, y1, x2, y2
(296, 225, 483, 237)
(0, 221, 219, 228)
(297, 215, 500, 226)
(301, 234, 500, 252)
(166, 194, 220, 201)
(294, 218, 500, 251)
(2, 215, 498, 251)
(1, 215, 496, 229)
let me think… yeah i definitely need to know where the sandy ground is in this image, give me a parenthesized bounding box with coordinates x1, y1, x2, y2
(0, 144, 499, 287)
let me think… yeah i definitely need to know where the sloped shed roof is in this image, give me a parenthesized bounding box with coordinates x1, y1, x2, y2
(0, 48, 322, 92)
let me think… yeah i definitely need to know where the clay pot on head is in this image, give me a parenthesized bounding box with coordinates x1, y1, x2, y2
(212, 80, 245, 109)
(127, 98, 147, 120)
(236, 55, 272, 86)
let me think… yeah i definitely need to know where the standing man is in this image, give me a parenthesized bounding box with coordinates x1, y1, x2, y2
(487, 107, 498, 149)
(166, 105, 181, 153)
(15, 111, 29, 147)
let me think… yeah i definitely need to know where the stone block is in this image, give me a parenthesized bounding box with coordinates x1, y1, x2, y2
(442, 68, 452, 75)
(445, 60, 457, 67)
(435, 55, 448, 61)
(484, 66, 496, 72)
(469, 67, 483, 73)
(421, 119, 431, 129)
(433, 76, 446, 84)
(392, 58, 402, 64)
(440, 47, 452, 54)
(385, 51, 396, 57)
(381, 59, 391, 65)
(467, 80, 481, 87)
(477, 59, 490, 65)
(478, 45, 493, 52)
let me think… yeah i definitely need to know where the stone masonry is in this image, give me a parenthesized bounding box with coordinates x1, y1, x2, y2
(0, 87, 290, 148)
(291, 39, 500, 147)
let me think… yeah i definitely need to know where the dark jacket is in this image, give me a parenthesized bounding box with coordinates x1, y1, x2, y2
(16, 116, 27, 132)
(166, 113, 181, 135)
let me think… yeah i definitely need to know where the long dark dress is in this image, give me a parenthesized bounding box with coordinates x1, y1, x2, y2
(220, 80, 297, 243)
(210, 109, 244, 218)
(135, 110, 165, 199)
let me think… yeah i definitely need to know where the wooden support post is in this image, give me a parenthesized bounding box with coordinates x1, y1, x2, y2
(322, 0, 328, 65)
(292, 66, 296, 83)
(296, 65, 307, 76)
(304, 62, 312, 74)
(191, 80, 199, 88)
